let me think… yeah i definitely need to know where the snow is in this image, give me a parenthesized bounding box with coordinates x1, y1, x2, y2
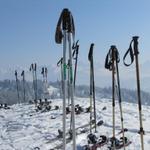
(47, 86, 59, 95)
(0, 97, 150, 150)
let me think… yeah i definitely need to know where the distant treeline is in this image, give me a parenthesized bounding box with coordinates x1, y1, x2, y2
(0, 80, 150, 105)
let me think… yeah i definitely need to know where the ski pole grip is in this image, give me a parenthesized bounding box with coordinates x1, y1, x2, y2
(133, 36, 139, 55)
(62, 8, 70, 30)
(35, 63, 37, 71)
(111, 45, 120, 63)
(15, 70, 17, 76)
(88, 43, 94, 61)
(111, 45, 116, 61)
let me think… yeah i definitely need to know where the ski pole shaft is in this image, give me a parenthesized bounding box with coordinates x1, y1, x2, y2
(15, 71, 20, 104)
(88, 43, 96, 133)
(115, 77, 126, 150)
(73, 41, 79, 89)
(89, 66, 92, 133)
(34, 63, 38, 100)
(23, 73, 26, 102)
(111, 46, 116, 149)
(67, 59, 70, 106)
(114, 47, 125, 150)
(62, 29, 67, 150)
(68, 32, 76, 150)
(133, 36, 144, 150)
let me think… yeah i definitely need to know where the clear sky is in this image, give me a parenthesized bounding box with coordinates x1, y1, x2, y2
(0, 0, 150, 90)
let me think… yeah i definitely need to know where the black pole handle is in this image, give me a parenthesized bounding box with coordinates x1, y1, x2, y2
(72, 40, 79, 59)
(57, 58, 63, 67)
(133, 36, 139, 55)
(55, 8, 75, 44)
(88, 43, 94, 61)
(21, 70, 24, 76)
(15, 70, 17, 76)
(105, 45, 120, 70)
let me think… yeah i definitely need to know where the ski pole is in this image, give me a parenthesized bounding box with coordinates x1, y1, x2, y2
(72, 40, 79, 89)
(41, 67, 45, 99)
(113, 46, 126, 150)
(123, 36, 144, 150)
(55, 8, 76, 150)
(55, 9, 68, 150)
(30, 64, 36, 102)
(34, 63, 38, 101)
(111, 46, 116, 149)
(67, 59, 70, 106)
(68, 10, 76, 150)
(57, 58, 63, 98)
(15, 70, 20, 104)
(105, 46, 116, 149)
(41, 67, 44, 82)
(44, 67, 48, 98)
(21, 70, 26, 103)
(88, 43, 97, 133)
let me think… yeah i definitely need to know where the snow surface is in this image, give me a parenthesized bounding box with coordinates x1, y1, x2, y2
(47, 86, 59, 95)
(0, 98, 150, 150)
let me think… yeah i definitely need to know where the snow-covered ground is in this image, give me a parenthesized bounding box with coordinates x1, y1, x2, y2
(0, 98, 150, 150)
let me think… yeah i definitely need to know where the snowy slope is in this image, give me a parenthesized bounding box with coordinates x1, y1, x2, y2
(0, 98, 150, 150)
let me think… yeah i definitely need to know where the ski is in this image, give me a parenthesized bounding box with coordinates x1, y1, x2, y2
(46, 120, 103, 145)
(49, 121, 103, 150)
(82, 132, 131, 150)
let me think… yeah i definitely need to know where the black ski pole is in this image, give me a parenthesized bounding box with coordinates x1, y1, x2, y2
(30, 64, 36, 104)
(123, 36, 144, 150)
(21, 70, 26, 103)
(15, 70, 20, 104)
(34, 63, 38, 101)
(72, 40, 79, 89)
(41, 67, 44, 82)
(41, 67, 45, 99)
(45, 67, 48, 86)
(88, 43, 97, 133)
(113, 46, 126, 150)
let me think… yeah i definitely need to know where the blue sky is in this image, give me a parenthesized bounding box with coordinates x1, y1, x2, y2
(0, 0, 150, 90)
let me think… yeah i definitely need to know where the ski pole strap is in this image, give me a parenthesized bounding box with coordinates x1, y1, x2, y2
(55, 8, 75, 44)
(105, 46, 120, 70)
(72, 40, 79, 60)
(105, 48, 112, 70)
(57, 58, 63, 67)
(88, 43, 94, 61)
(123, 40, 134, 66)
